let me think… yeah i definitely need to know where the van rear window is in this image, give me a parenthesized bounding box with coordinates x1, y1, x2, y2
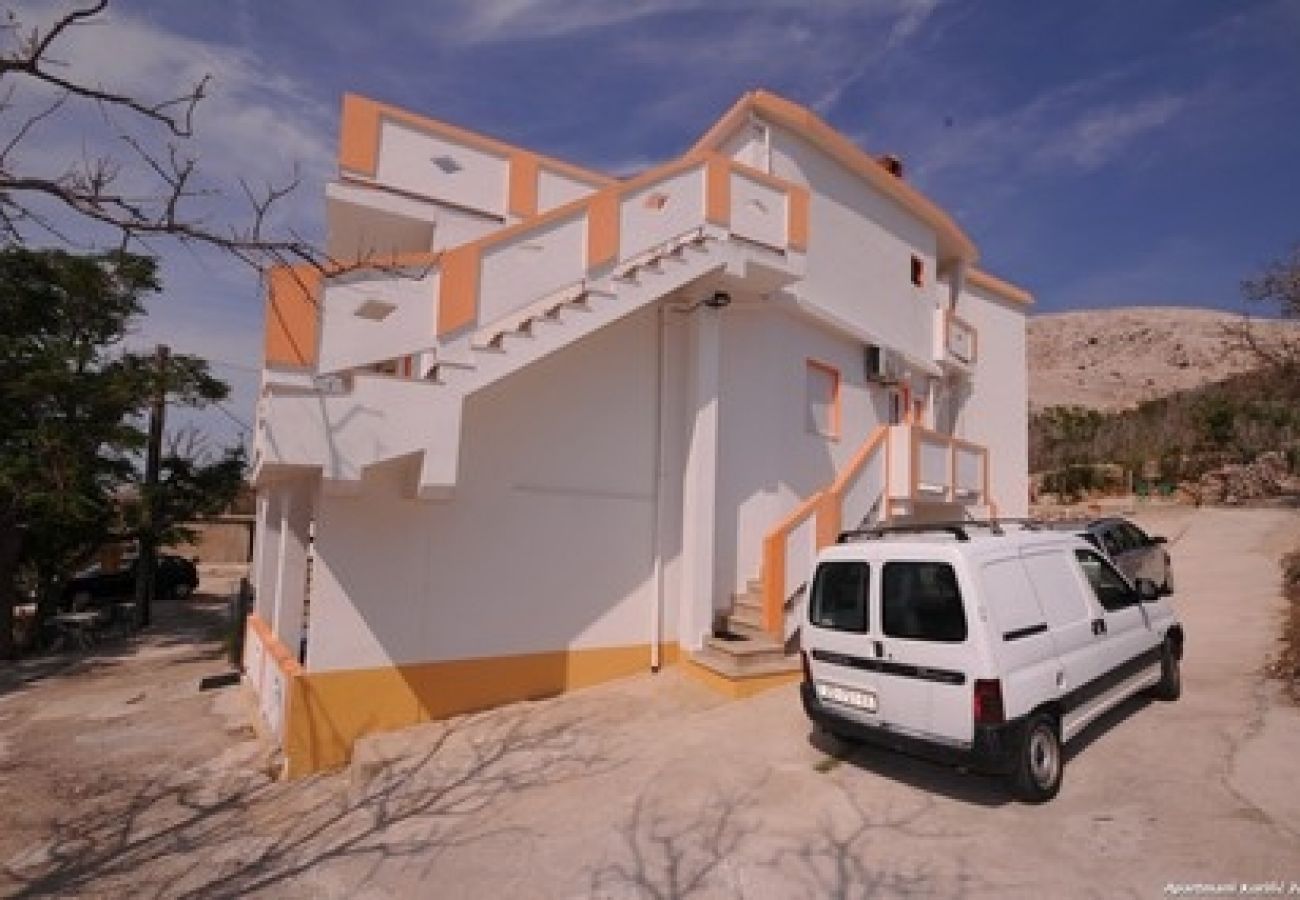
(882, 561, 966, 643)
(809, 561, 869, 633)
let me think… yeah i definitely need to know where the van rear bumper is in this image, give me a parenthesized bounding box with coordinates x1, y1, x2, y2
(800, 682, 1026, 775)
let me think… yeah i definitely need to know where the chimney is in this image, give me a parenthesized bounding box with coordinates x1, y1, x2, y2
(877, 154, 904, 178)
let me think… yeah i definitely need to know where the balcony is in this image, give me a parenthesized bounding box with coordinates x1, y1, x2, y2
(934, 308, 977, 368)
(887, 424, 988, 505)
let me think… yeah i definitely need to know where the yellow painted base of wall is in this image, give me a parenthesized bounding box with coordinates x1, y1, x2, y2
(679, 656, 803, 699)
(281, 642, 681, 777)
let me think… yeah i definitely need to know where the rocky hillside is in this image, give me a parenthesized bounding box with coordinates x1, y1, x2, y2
(1028, 306, 1292, 411)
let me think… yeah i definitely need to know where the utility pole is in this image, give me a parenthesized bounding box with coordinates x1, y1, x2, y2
(135, 344, 168, 629)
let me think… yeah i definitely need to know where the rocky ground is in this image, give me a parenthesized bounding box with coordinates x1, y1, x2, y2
(1028, 306, 1294, 411)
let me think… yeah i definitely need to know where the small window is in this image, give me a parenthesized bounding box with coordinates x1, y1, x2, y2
(805, 360, 840, 439)
(810, 561, 870, 632)
(882, 561, 966, 642)
(910, 255, 925, 287)
(1074, 549, 1136, 612)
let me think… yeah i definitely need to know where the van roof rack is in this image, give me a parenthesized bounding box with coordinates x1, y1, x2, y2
(836, 518, 1046, 544)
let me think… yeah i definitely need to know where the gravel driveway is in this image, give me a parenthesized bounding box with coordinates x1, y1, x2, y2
(2, 507, 1298, 899)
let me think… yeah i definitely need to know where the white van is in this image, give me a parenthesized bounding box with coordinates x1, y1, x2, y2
(800, 522, 1184, 801)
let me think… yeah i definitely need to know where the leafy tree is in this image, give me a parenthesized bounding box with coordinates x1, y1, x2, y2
(0, 247, 242, 657)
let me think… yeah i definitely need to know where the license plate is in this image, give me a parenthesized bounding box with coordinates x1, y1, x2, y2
(816, 681, 877, 713)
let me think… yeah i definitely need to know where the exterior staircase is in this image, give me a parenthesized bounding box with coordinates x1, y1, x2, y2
(695, 579, 801, 680)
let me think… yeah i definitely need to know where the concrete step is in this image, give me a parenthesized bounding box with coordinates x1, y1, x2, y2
(732, 589, 762, 612)
(704, 635, 787, 672)
(747, 578, 762, 594)
(691, 645, 801, 680)
(725, 605, 764, 633)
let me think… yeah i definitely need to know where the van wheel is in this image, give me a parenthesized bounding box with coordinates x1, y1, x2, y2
(1153, 641, 1181, 701)
(1010, 713, 1062, 803)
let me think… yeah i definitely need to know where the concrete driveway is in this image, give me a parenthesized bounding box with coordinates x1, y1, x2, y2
(2, 507, 1299, 898)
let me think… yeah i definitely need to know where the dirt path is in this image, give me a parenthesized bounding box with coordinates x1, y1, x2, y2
(1, 508, 1298, 898)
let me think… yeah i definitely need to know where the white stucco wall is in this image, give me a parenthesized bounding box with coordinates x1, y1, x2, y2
(373, 120, 508, 217)
(714, 302, 890, 601)
(317, 270, 439, 373)
(749, 124, 940, 367)
(953, 284, 1030, 516)
(306, 304, 674, 672)
(537, 168, 596, 212)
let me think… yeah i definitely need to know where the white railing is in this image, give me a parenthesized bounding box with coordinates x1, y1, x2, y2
(954, 441, 987, 500)
(887, 424, 989, 505)
(916, 429, 952, 497)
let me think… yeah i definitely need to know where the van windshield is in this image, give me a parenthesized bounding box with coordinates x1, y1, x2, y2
(809, 561, 869, 633)
(882, 561, 966, 643)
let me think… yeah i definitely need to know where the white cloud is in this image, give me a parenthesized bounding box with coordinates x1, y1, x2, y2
(426, 0, 941, 45)
(1046, 96, 1188, 169)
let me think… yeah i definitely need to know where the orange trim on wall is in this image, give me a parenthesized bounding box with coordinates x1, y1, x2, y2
(264, 266, 323, 368)
(247, 612, 303, 679)
(760, 491, 824, 638)
(815, 425, 889, 547)
(586, 187, 621, 270)
(508, 151, 540, 218)
(787, 185, 810, 251)
(704, 155, 731, 227)
(338, 93, 614, 189)
(280, 642, 683, 776)
(438, 244, 481, 336)
(689, 90, 977, 262)
(967, 267, 1033, 305)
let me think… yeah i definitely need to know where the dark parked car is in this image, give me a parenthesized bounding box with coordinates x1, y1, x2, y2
(62, 554, 199, 610)
(1079, 518, 1174, 595)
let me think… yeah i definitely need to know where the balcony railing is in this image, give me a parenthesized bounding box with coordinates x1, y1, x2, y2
(934, 308, 977, 366)
(760, 424, 990, 640)
(889, 424, 988, 505)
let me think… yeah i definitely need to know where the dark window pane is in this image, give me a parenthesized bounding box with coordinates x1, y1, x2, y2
(882, 562, 966, 643)
(810, 562, 870, 633)
(1074, 549, 1135, 611)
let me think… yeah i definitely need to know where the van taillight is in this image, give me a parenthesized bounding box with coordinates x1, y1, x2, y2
(973, 679, 1004, 726)
(801, 650, 812, 683)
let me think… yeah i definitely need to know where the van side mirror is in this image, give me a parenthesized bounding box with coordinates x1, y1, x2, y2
(1135, 578, 1160, 603)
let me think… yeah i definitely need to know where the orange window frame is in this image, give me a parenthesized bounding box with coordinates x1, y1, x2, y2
(806, 359, 841, 440)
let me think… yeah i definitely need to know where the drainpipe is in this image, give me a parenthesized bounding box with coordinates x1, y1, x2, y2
(649, 303, 669, 671)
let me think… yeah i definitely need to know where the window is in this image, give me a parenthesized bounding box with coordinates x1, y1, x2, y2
(810, 561, 870, 633)
(910, 255, 925, 287)
(805, 360, 840, 439)
(1117, 522, 1149, 550)
(1074, 549, 1137, 611)
(882, 561, 967, 642)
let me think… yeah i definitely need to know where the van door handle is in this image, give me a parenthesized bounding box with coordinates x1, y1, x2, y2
(1091, 618, 1107, 636)
(872, 640, 884, 658)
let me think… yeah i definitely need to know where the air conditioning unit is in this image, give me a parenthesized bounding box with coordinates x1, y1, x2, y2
(864, 345, 902, 384)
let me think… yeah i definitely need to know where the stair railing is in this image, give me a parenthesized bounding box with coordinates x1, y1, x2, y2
(760, 425, 890, 641)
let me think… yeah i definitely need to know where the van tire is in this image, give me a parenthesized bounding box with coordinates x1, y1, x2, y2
(1010, 713, 1063, 803)
(1153, 640, 1181, 701)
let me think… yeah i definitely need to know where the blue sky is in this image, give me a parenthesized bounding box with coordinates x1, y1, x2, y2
(10, 0, 1300, 446)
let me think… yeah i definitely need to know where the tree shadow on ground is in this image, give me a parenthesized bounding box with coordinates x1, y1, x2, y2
(1, 704, 617, 898)
(587, 779, 985, 900)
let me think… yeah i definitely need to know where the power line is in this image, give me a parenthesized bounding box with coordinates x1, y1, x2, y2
(212, 401, 252, 433)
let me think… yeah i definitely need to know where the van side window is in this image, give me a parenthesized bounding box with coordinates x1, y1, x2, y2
(1022, 551, 1090, 627)
(810, 561, 869, 633)
(1074, 549, 1136, 611)
(882, 561, 966, 642)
